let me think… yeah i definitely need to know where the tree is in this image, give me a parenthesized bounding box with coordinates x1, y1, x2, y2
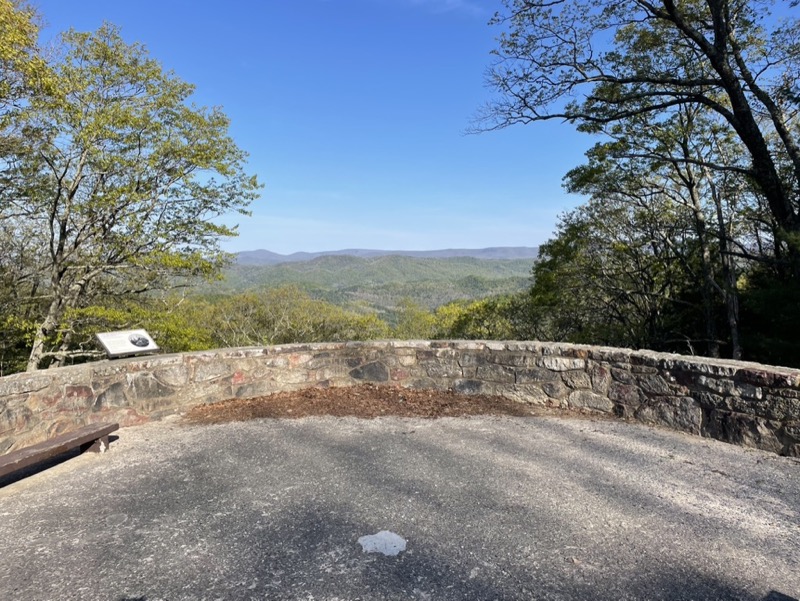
(0, 24, 260, 370)
(563, 104, 754, 357)
(210, 287, 390, 347)
(0, 0, 48, 110)
(480, 0, 800, 274)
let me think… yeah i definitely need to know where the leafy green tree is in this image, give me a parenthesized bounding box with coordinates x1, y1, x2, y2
(392, 299, 439, 339)
(61, 295, 217, 362)
(563, 104, 754, 357)
(480, 0, 800, 273)
(0, 0, 49, 111)
(0, 24, 260, 370)
(434, 296, 521, 340)
(211, 286, 390, 347)
(526, 198, 703, 352)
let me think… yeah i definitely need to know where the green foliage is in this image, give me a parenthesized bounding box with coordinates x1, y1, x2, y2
(209, 286, 391, 348)
(392, 299, 439, 339)
(64, 298, 216, 357)
(0, 313, 36, 375)
(738, 271, 800, 368)
(198, 256, 533, 315)
(0, 22, 260, 369)
(0, 0, 52, 110)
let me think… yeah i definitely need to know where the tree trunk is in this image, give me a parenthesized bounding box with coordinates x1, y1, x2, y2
(26, 298, 62, 371)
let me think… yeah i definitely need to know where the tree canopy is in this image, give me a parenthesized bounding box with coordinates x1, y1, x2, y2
(0, 22, 260, 370)
(480, 0, 800, 275)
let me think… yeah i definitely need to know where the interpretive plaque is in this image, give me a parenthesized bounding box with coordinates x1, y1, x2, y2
(96, 329, 160, 359)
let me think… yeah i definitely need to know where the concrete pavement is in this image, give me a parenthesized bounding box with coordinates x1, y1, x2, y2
(1, 415, 798, 600)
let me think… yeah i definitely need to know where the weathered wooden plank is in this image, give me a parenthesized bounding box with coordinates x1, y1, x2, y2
(0, 423, 119, 479)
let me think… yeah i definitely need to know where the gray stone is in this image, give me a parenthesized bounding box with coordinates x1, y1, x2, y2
(697, 375, 737, 395)
(608, 382, 643, 406)
(475, 364, 515, 384)
(638, 374, 673, 396)
(154, 364, 189, 388)
(561, 370, 592, 390)
(567, 390, 614, 413)
(349, 361, 389, 382)
(452, 379, 483, 395)
(192, 361, 233, 383)
(93, 382, 128, 410)
(502, 385, 550, 406)
(590, 365, 612, 394)
(0, 376, 51, 397)
(635, 396, 702, 435)
(421, 360, 462, 379)
(129, 373, 175, 400)
(611, 367, 636, 384)
(516, 368, 558, 384)
(540, 356, 586, 371)
(542, 380, 569, 399)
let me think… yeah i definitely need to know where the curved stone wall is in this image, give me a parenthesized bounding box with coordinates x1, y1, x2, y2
(1, 340, 799, 456)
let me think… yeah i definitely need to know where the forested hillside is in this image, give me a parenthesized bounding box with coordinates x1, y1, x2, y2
(197, 255, 533, 314)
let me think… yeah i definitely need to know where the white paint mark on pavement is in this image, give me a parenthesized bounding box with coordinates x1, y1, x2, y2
(357, 531, 406, 556)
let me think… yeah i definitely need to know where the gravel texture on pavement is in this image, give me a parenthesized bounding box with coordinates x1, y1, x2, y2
(0, 415, 798, 601)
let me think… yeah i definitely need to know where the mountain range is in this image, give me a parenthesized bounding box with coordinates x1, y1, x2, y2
(235, 247, 539, 265)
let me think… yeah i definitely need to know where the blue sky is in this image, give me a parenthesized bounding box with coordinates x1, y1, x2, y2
(34, 0, 591, 253)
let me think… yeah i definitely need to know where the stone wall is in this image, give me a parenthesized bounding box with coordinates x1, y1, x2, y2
(1, 340, 799, 456)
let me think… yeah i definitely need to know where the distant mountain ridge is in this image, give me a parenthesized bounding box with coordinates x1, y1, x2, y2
(236, 246, 539, 265)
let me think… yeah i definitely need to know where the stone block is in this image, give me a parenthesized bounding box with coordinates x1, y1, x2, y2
(516, 368, 558, 384)
(635, 397, 702, 435)
(421, 360, 462, 379)
(235, 381, 280, 399)
(0, 403, 34, 435)
(452, 379, 483, 395)
(405, 378, 440, 390)
(608, 382, 643, 405)
(540, 356, 586, 371)
(0, 376, 51, 397)
(192, 362, 233, 383)
(306, 352, 334, 369)
(129, 373, 176, 400)
(62, 385, 95, 410)
(567, 390, 614, 413)
(562, 370, 592, 390)
(703, 410, 784, 454)
(611, 368, 635, 385)
(349, 361, 390, 383)
(269, 368, 310, 386)
(638, 374, 673, 396)
(502, 385, 550, 406)
(590, 365, 612, 394)
(542, 380, 569, 399)
(154, 365, 189, 388)
(398, 355, 417, 367)
(696, 375, 737, 395)
(459, 353, 489, 368)
(490, 353, 537, 368)
(93, 382, 128, 410)
(475, 364, 515, 384)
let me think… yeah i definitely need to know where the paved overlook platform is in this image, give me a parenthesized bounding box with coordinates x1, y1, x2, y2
(1, 415, 798, 601)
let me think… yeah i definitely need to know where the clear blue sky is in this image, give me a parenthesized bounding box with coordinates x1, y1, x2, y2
(34, 0, 591, 253)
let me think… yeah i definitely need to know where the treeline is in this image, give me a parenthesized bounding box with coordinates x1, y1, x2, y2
(0, 285, 532, 375)
(0, 3, 259, 372)
(469, 0, 800, 368)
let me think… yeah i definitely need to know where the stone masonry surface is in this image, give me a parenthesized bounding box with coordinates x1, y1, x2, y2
(1, 340, 799, 456)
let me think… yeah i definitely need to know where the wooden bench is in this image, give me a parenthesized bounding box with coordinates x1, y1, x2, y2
(0, 422, 119, 480)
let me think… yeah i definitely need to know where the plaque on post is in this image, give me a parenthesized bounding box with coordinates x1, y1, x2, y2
(96, 329, 160, 359)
